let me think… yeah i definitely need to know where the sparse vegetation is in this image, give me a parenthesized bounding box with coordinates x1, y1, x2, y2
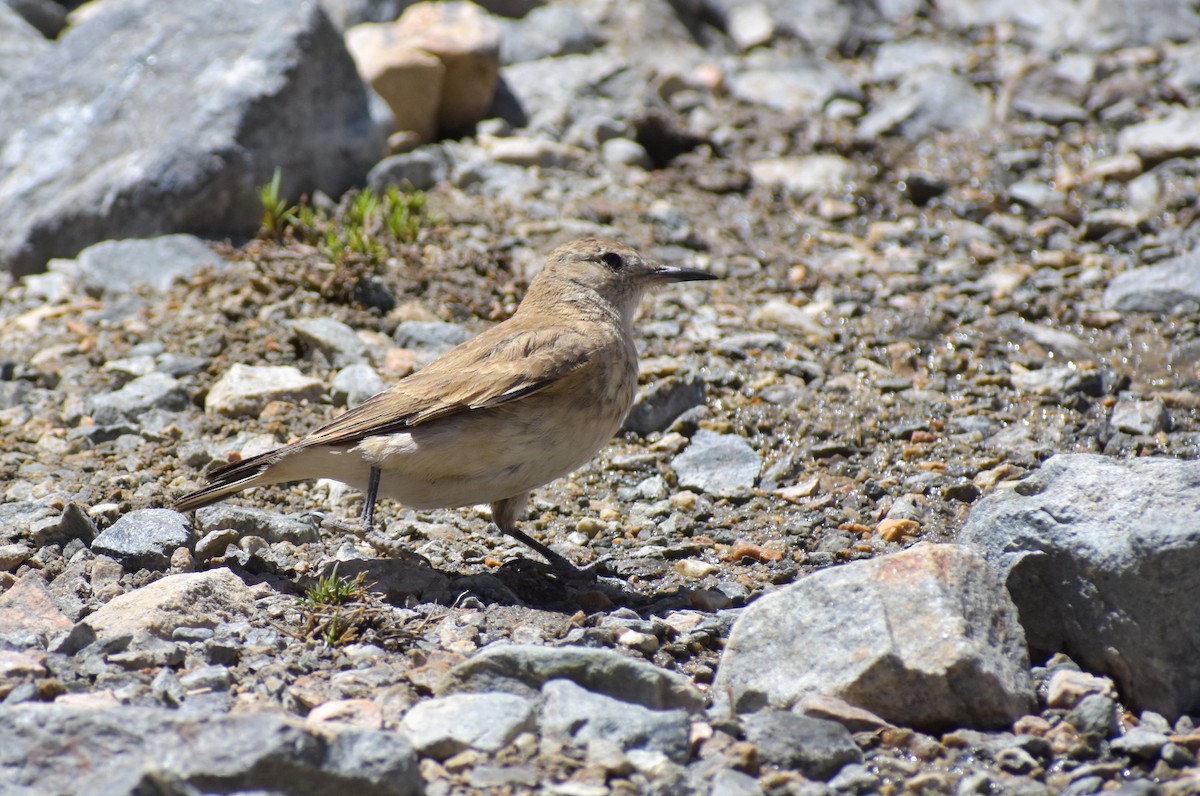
(296, 566, 406, 648)
(255, 171, 436, 263)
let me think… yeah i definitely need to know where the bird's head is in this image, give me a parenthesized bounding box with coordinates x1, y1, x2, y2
(520, 238, 717, 325)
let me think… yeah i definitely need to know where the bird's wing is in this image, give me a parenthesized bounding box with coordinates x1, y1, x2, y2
(299, 323, 600, 448)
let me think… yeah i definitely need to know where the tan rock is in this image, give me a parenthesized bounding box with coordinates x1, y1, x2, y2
(0, 574, 72, 643)
(346, 26, 445, 144)
(391, 1, 501, 134)
(84, 568, 254, 647)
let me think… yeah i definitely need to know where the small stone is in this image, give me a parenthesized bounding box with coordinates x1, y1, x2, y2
(89, 372, 190, 424)
(401, 692, 534, 759)
(290, 317, 369, 367)
(194, 505, 319, 545)
(1046, 669, 1118, 708)
(727, 2, 775, 50)
(674, 558, 718, 578)
(749, 155, 853, 198)
(599, 137, 651, 169)
(1111, 726, 1170, 760)
(671, 430, 761, 497)
(1066, 693, 1119, 739)
(393, 320, 472, 354)
(1110, 398, 1169, 435)
(73, 235, 222, 297)
(1118, 109, 1200, 164)
(205, 364, 323, 417)
(0, 544, 32, 572)
(539, 679, 691, 762)
(623, 376, 707, 436)
(92, 509, 193, 571)
(876, 518, 919, 542)
(743, 710, 863, 780)
(308, 699, 385, 729)
(1103, 249, 1200, 314)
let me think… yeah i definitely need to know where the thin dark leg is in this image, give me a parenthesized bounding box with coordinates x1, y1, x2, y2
(501, 525, 585, 576)
(362, 466, 381, 534)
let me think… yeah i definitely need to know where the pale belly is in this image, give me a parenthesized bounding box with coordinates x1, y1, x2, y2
(281, 377, 633, 510)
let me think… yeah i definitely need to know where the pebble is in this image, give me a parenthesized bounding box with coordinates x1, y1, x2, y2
(539, 678, 691, 762)
(91, 509, 193, 571)
(671, 430, 761, 497)
(290, 317, 369, 367)
(204, 364, 324, 417)
(742, 710, 862, 780)
(401, 692, 534, 759)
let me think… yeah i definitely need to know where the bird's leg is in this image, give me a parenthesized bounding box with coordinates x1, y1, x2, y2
(491, 494, 587, 576)
(362, 465, 381, 534)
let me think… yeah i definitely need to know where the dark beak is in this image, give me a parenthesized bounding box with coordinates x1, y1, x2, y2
(646, 263, 719, 283)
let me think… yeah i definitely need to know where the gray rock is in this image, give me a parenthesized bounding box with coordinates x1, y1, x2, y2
(332, 363, 387, 407)
(367, 148, 451, 193)
(1066, 693, 1119, 739)
(0, 704, 422, 795)
(710, 767, 765, 796)
(3, 0, 65, 38)
(193, 504, 320, 545)
(857, 66, 990, 141)
(671, 430, 761, 497)
(500, 3, 595, 64)
(83, 568, 254, 652)
(437, 643, 705, 713)
(601, 137, 653, 169)
(88, 372, 190, 425)
(495, 52, 626, 134)
(623, 375, 707, 435)
(204, 363, 324, 416)
(69, 235, 222, 297)
(0, 543, 30, 572)
(29, 503, 97, 547)
(959, 453, 1200, 719)
(935, 0, 1199, 52)
(749, 154, 855, 198)
(0, 3, 48, 84)
(712, 542, 1034, 731)
(1009, 56, 1092, 124)
(1109, 398, 1169, 436)
(871, 38, 968, 82)
(0, 502, 55, 545)
(727, 53, 860, 115)
(91, 509, 193, 571)
(1103, 249, 1200, 313)
(401, 692, 534, 759)
(743, 710, 862, 780)
(539, 678, 691, 762)
(393, 320, 473, 353)
(291, 317, 369, 367)
(0, 0, 386, 276)
(1111, 726, 1170, 760)
(1009, 365, 1090, 398)
(1118, 108, 1200, 164)
(707, 0, 854, 52)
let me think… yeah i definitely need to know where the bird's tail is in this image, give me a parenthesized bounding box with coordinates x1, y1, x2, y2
(173, 449, 284, 513)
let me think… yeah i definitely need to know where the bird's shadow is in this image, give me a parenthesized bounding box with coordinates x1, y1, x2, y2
(316, 553, 679, 615)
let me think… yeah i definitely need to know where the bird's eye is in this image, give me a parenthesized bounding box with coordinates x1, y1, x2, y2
(600, 252, 624, 270)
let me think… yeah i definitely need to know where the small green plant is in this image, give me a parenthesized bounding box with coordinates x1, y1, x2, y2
(254, 171, 436, 260)
(302, 564, 364, 608)
(258, 167, 297, 241)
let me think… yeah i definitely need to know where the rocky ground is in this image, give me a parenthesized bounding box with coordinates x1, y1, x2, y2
(3, 0, 1200, 794)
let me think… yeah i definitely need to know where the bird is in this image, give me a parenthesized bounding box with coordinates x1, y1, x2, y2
(174, 238, 716, 572)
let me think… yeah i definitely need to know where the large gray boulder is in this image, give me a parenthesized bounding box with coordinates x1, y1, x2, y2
(0, 704, 423, 796)
(712, 543, 1034, 731)
(960, 454, 1200, 719)
(0, 0, 389, 276)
